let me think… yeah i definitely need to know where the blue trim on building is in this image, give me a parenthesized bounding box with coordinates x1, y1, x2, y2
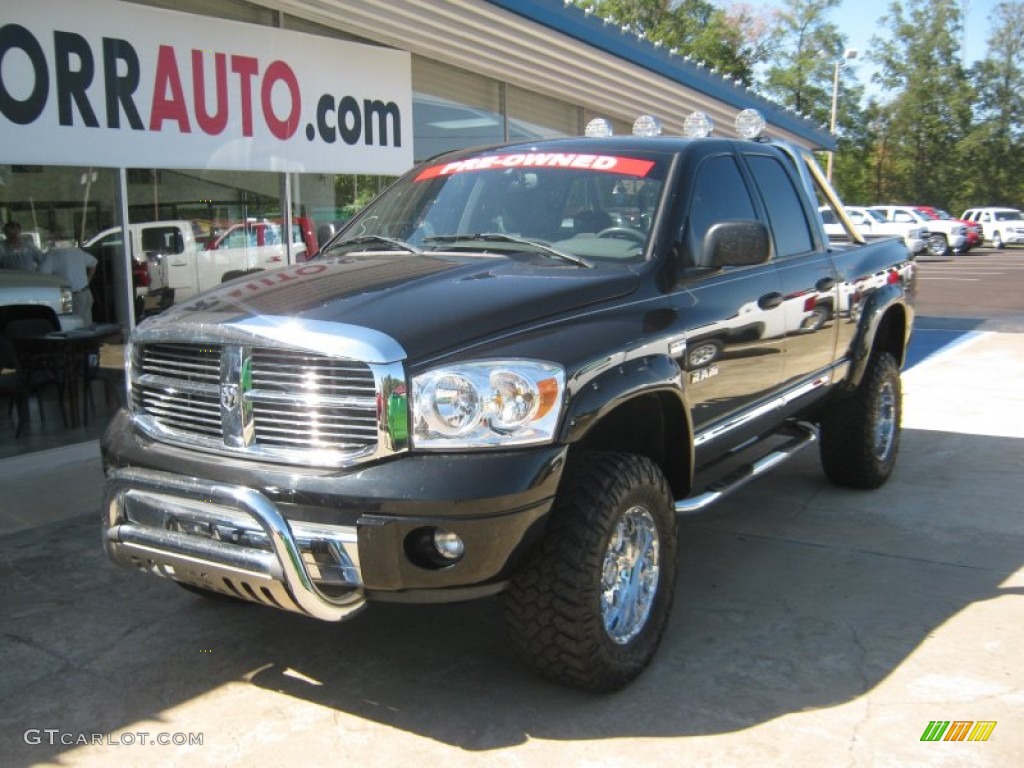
(484, 0, 835, 149)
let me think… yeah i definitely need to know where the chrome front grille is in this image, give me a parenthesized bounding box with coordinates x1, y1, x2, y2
(249, 349, 378, 450)
(130, 341, 403, 466)
(133, 344, 222, 437)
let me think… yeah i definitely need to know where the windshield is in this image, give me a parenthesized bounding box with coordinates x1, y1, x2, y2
(326, 150, 670, 265)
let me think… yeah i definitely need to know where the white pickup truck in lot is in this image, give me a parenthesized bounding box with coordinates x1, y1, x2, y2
(869, 205, 967, 257)
(0, 269, 84, 330)
(820, 205, 927, 256)
(86, 220, 308, 307)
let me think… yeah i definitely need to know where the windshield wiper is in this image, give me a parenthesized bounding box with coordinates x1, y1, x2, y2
(424, 233, 593, 268)
(326, 235, 420, 254)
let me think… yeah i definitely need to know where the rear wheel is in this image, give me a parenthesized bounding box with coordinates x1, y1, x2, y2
(503, 452, 677, 692)
(819, 351, 902, 489)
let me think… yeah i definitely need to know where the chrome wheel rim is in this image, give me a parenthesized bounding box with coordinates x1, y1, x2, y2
(601, 506, 660, 645)
(927, 236, 946, 256)
(874, 380, 897, 460)
(689, 343, 718, 367)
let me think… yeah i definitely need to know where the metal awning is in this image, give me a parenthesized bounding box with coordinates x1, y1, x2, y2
(255, 0, 834, 150)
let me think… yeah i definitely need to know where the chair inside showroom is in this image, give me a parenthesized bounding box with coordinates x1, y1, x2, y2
(0, 336, 31, 438)
(2, 309, 68, 428)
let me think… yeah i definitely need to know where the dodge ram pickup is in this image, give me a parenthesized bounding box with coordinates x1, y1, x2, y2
(101, 112, 915, 692)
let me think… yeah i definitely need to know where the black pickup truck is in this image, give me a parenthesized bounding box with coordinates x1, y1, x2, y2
(101, 121, 914, 691)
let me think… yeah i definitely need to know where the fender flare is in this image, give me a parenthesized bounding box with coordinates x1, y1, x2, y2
(847, 283, 911, 388)
(559, 354, 693, 490)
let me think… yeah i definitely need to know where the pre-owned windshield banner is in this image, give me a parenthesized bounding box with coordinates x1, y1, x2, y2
(416, 154, 656, 181)
(0, 0, 413, 174)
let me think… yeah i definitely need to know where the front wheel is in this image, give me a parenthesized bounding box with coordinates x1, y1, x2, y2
(503, 452, 678, 692)
(819, 351, 902, 489)
(926, 233, 950, 257)
(992, 231, 1004, 249)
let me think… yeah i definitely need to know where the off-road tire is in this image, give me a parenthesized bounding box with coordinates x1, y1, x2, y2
(502, 452, 677, 692)
(819, 351, 902, 489)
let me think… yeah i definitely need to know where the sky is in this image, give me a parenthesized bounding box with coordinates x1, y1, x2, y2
(731, 0, 1002, 90)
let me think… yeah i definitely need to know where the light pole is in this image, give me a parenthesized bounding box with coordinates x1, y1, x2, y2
(827, 48, 858, 182)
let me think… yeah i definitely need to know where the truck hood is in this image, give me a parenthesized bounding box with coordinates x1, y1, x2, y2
(142, 253, 640, 360)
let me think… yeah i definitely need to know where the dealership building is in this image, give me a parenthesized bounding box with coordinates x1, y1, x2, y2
(0, 0, 831, 454)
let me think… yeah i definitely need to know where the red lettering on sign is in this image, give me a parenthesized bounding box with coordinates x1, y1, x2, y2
(261, 60, 301, 140)
(150, 45, 191, 132)
(192, 50, 228, 136)
(416, 153, 655, 181)
(230, 55, 259, 137)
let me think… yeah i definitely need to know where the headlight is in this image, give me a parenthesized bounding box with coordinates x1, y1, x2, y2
(60, 286, 73, 314)
(412, 360, 564, 449)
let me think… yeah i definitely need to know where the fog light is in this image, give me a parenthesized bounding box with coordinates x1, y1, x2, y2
(433, 529, 465, 561)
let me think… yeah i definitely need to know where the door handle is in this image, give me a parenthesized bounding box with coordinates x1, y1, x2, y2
(758, 292, 784, 310)
(816, 277, 836, 292)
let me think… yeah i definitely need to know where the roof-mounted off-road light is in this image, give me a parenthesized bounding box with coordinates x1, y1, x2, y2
(585, 118, 614, 137)
(683, 111, 714, 138)
(632, 115, 662, 137)
(735, 109, 766, 140)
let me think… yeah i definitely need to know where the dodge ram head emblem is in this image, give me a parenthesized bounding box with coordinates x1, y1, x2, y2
(220, 383, 240, 410)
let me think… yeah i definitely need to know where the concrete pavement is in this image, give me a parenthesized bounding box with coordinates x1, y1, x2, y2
(1, 330, 1022, 767)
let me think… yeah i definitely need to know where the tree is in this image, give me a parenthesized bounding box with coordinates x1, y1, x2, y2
(760, 0, 846, 124)
(956, 1, 1024, 209)
(587, 0, 757, 84)
(869, 0, 971, 207)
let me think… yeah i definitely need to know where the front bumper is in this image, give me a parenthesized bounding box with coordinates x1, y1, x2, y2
(104, 467, 367, 620)
(101, 410, 564, 619)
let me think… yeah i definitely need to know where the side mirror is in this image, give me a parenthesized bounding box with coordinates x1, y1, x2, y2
(703, 220, 772, 267)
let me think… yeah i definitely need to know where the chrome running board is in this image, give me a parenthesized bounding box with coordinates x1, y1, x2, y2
(675, 421, 818, 514)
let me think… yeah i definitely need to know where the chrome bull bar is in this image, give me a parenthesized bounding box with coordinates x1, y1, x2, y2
(103, 467, 366, 622)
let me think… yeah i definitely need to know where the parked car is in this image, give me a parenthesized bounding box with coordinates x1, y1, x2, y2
(820, 205, 927, 255)
(961, 207, 1024, 248)
(869, 205, 967, 256)
(914, 206, 981, 251)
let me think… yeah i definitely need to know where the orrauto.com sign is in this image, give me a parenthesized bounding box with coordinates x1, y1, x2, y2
(0, 0, 413, 175)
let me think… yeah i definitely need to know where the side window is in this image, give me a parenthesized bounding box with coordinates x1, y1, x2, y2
(820, 208, 837, 225)
(686, 155, 757, 266)
(745, 154, 814, 258)
(141, 227, 184, 255)
(893, 211, 914, 224)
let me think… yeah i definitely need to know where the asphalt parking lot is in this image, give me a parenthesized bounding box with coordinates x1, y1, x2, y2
(1, 248, 1022, 767)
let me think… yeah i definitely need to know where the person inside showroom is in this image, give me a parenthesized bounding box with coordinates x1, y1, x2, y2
(0, 220, 44, 271)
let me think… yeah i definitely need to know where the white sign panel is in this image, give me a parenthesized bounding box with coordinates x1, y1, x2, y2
(0, 0, 413, 174)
